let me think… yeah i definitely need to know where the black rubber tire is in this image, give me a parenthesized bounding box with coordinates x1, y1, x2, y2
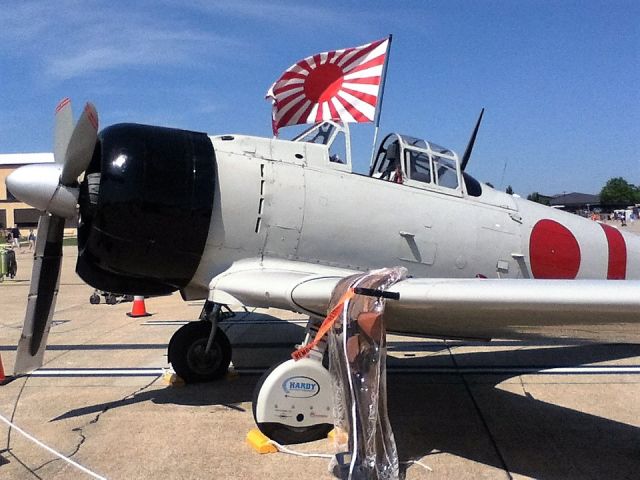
(168, 322, 232, 383)
(89, 293, 100, 305)
(105, 293, 117, 305)
(251, 361, 333, 445)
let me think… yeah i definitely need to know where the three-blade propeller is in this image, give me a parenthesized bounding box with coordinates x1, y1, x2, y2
(7, 98, 98, 374)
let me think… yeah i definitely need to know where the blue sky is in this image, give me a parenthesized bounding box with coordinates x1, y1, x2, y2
(0, 0, 638, 196)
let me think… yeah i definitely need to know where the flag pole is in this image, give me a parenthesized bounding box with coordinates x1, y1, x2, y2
(369, 34, 393, 172)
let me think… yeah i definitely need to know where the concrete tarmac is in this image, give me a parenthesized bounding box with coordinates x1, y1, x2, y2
(1, 240, 639, 479)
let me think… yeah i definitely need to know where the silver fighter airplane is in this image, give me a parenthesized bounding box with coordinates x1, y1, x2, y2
(6, 99, 640, 441)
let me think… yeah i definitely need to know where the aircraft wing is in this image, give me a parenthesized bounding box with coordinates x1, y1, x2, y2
(383, 277, 640, 341)
(209, 259, 640, 343)
(208, 258, 356, 314)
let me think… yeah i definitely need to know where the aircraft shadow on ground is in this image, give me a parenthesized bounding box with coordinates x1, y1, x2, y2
(390, 343, 640, 479)
(52, 342, 640, 479)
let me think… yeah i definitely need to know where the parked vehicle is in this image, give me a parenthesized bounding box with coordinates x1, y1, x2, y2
(89, 289, 134, 305)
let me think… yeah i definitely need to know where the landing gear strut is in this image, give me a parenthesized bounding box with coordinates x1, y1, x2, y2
(168, 301, 233, 383)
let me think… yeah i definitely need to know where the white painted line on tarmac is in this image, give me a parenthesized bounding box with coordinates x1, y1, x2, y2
(29, 368, 165, 377)
(23, 365, 640, 378)
(390, 366, 640, 374)
(141, 320, 308, 326)
(0, 412, 107, 479)
(141, 321, 188, 325)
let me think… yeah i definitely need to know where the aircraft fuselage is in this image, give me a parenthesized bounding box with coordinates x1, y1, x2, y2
(177, 133, 640, 343)
(185, 133, 639, 295)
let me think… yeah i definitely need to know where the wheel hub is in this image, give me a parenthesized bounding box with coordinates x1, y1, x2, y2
(187, 339, 221, 375)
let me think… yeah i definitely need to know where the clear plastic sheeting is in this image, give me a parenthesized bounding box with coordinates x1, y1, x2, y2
(327, 267, 407, 480)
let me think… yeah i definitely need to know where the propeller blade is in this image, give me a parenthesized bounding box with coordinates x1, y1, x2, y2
(60, 102, 99, 186)
(460, 108, 484, 172)
(54, 98, 73, 165)
(13, 214, 65, 375)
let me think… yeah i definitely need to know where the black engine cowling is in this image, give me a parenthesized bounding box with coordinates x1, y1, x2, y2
(76, 123, 215, 295)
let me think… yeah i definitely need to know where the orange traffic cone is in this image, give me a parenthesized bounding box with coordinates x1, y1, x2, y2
(127, 296, 152, 318)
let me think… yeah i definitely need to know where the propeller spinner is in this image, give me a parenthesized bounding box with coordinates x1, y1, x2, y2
(7, 98, 98, 374)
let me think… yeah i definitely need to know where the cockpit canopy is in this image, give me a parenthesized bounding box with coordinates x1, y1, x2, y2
(370, 133, 461, 192)
(292, 122, 483, 197)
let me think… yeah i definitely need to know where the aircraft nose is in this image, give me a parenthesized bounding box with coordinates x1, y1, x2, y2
(6, 164, 79, 218)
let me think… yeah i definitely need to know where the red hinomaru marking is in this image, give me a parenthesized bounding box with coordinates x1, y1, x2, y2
(529, 219, 581, 279)
(55, 97, 71, 113)
(599, 223, 627, 279)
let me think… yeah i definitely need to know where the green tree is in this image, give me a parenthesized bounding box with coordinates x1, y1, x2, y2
(600, 177, 640, 205)
(527, 192, 550, 205)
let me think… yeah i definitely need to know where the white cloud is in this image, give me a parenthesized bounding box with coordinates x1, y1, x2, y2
(167, 0, 387, 32)
(0, 0, 388, 83)
(0, 2, 57, 41)
(0, 1, 245, 81)
(184, 0, 346, 24)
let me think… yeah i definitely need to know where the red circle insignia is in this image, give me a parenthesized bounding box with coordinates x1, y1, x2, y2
(529, 219, 581, 279)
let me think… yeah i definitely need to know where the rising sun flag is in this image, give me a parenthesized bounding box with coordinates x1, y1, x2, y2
(266, 37, 391, 136)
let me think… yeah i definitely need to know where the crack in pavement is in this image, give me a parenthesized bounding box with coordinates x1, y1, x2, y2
(32, 376, 161, 475)
(519, 376, 535, 400)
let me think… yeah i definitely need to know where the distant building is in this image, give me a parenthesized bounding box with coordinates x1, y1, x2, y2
(548, 192, 600, 215)
(0, 153, 77, 233)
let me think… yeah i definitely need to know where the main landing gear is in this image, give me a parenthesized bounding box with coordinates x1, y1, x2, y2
(168, 301, 233, 383)
(168, 304, 334, 445)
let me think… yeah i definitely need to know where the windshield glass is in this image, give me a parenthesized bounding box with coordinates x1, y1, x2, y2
(405, 149, 431, 183)
(430, 144, 454, 156)
(433, 156, 459, 189)
(295, 122, 336, 145)
(372, 133, 460, 191)
(400, 136, 428, 149)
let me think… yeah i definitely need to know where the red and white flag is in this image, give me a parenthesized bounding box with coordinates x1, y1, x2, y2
(266, 37, 390, 135)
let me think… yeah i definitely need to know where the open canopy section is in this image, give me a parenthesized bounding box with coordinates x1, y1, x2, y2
(293, 121, 351, 168)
